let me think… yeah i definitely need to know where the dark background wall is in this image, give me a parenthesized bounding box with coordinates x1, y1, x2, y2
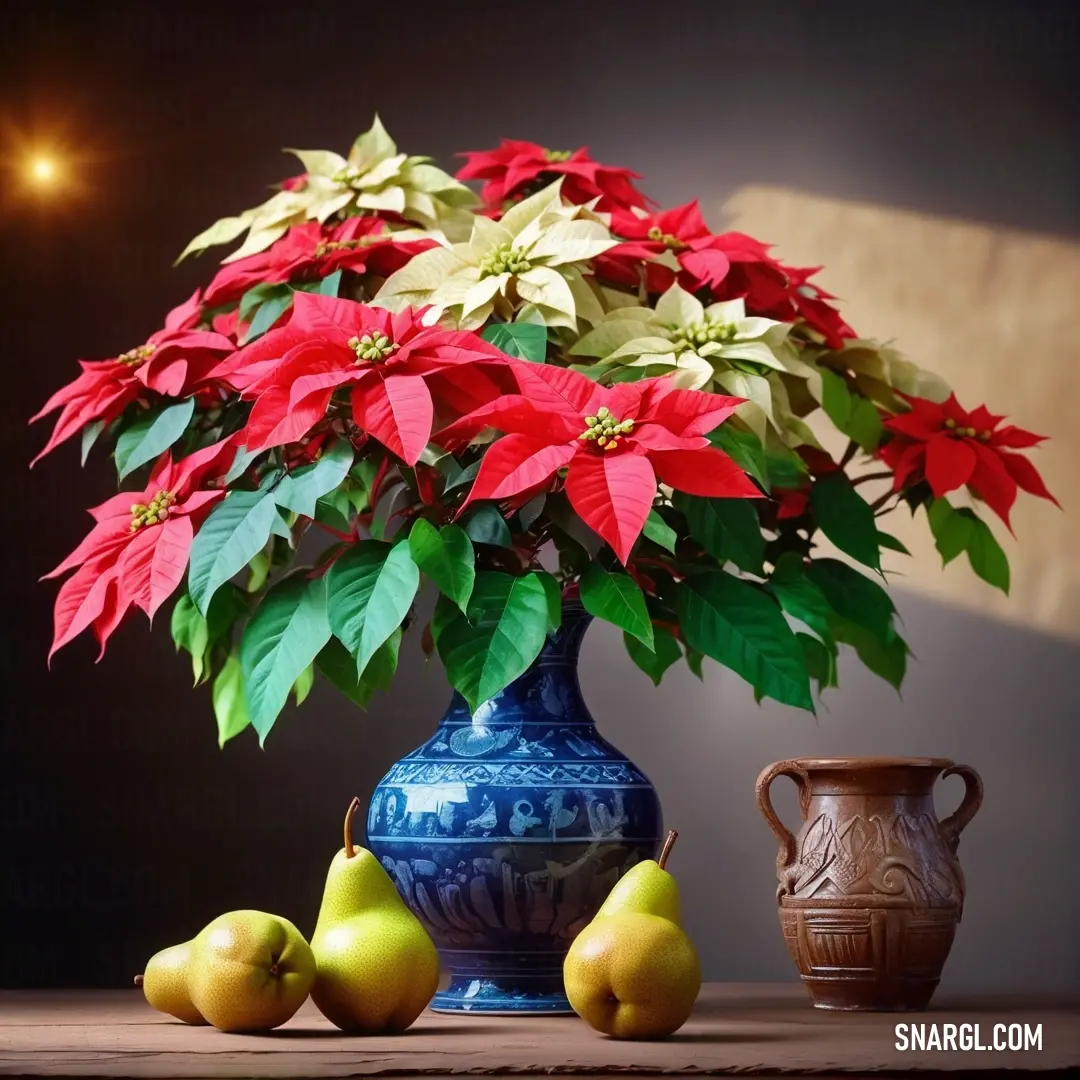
(1, 0, 1077, 990)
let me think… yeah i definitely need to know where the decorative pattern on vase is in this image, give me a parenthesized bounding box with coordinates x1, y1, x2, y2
(757, 758, 983, 1012)
(780, 811, 964, 909)
(366, 605, 663, 1014)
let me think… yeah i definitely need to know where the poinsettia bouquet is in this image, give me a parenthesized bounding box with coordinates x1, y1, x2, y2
(33, 118, 1057, 746)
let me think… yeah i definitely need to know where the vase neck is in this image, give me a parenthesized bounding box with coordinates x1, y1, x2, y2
(444, 603, 593, 724)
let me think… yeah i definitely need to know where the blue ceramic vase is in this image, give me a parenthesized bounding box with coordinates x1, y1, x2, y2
(365, 604, 663, 1014)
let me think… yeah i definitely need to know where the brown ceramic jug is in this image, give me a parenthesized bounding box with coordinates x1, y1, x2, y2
(756, 757, 982, 1011)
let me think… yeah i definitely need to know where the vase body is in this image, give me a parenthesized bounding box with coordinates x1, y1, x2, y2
(756, 757, 983, 1012)
(366, 608, 663, 1014)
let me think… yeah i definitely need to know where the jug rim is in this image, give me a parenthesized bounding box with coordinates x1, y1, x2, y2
(790, 756, 954, 770)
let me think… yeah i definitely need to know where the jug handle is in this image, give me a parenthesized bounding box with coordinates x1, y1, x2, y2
(939, 763, 983, 853)
(755, 760, 811, 874)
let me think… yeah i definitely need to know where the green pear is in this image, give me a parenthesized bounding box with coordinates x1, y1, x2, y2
(310, 797, 439, 1033)
(138, 942, 207, 1025)
(141, 911, 315, 1032)
(564, 830, 701, 1039)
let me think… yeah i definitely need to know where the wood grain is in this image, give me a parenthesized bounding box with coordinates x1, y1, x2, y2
(0, 984, 1076, 1076)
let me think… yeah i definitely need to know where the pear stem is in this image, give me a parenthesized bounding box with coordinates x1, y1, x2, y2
(343, 796, 361, 858)
(658, 829, 678, 870)
(133, 974, 144, 988)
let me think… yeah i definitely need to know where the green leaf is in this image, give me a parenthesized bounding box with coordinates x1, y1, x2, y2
(834, 618, 908, 692)
(224, 443, 263, 485)
(767, 554, 833, 642)
(273, 440, 355, 518)
(359, 626, 402, 695)
(436, 571, 549, 712)
(80, 420, 105, 466)
(677, 494, 764, 574)
(811, 473, 881, 571)
(326, 540, 419, 676)
(114, 399, 196, 480)
(819, 369, 882, 451)
(579, 563, 653, 648)
(239, 282, 288, 322)
(292, 663, 315, 706)
(213, 652, 251, 748)
(799, 633, 838, 694)
(678, 571, 812, 711)
(684, 647, 705, 680)
(171, 593, 210, 684)
(246, 550, 271, 593)
(819, 368, 852, 429)
(963, 512, 1010, 593)
(877, 531, 910, 555)
(846, 397, 885, 452)
(927, 497, 972, 565)
(763, 441, 809, 490)
(408, 519, 475, 611)
(239, 284, 294, 345)
(464, 504, 512, 547)
(188, 490, 280, 615)
(316, 637, 372, 708)
(642, 509, 677, 554)
(926, 499, 1009, 594)
(481, 321, 548, 362)
(239, 574, 331, 745)
(806, 558, 895, 645)
(624, 626, 681, 685)
(319, 269, 343, 296)
(708, 425, 769, 489)
(537, 570, 562, 630)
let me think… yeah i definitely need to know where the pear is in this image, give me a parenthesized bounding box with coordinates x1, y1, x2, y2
(564, 830, 701, 1039)
(310, 797, 439, 1033)
(139, 911, 315, 1032)
(137, 942, 206, 1025)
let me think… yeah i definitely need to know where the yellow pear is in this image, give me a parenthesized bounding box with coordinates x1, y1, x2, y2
(137, 942, 206, 1025)
(310, 797, 439, 1033)
(139, 911, 315, 1032)
(564, 830, 701, 1038)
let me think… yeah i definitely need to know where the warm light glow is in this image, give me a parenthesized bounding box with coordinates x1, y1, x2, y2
(29, 157, 57, 183)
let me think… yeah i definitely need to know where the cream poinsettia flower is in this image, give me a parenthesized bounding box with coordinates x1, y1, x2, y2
(372, 179, 617, 331)
(177, 116, 475, 264)
(569, 282, 793, 441)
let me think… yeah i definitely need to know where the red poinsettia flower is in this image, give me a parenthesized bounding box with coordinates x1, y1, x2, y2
(597, 201, 774, 295)
(456, 139, 650, 212)
(228, 293, 512, 465)
(202, 217, 435, 308)
(436, 365, 759, 562)
(881, 394, 1057, 527)
(44, 436, 238, 661)
(31, 290, 235, 464)
(715, 258, 855, 348)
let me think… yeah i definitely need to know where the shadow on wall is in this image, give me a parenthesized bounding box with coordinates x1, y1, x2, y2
(725, 188, 1080, 641)
(578, 584, 1080, 992)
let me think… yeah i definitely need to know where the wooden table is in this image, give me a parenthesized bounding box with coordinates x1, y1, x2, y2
(1, 984, 1076, 1077)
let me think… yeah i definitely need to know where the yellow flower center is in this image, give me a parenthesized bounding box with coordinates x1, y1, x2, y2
(118, 343, 157, 367)
(943, 418, 991, 440)
(130, 490, 175, 531)
(543, 148, 572, 163)
(478, 241, 533, 278)
(647, 225, 685, 250)
(578, 406, 634, 451)
(673, 319, 735, 352)
(347, 331, 399, 364)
